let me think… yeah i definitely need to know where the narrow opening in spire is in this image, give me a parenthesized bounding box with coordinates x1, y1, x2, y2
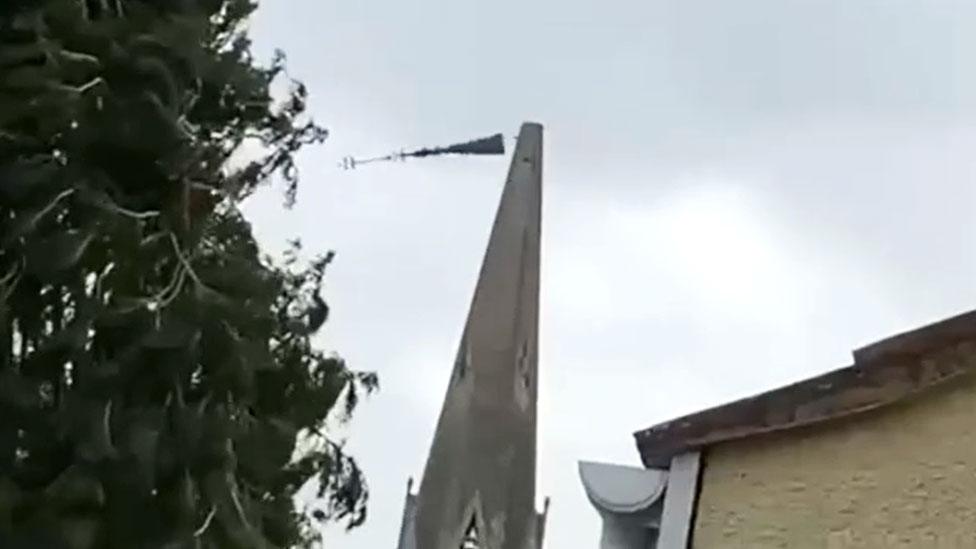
(455, 340, 471, 381)
(460, 513, 481, 549)
(517, 341, 530, 389)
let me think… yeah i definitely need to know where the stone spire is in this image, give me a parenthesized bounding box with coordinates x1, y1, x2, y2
(397, 123, 547, 549)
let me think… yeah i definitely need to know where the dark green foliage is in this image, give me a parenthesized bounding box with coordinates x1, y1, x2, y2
(0, 1, 376, 547)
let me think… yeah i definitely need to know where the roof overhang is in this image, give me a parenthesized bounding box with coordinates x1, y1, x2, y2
(634, 308, 976, 468)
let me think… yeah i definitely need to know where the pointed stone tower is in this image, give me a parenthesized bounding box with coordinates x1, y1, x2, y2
(396, 123, 547, 549)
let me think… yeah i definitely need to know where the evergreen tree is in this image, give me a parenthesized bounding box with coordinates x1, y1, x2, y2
(0, 1, 376, 547)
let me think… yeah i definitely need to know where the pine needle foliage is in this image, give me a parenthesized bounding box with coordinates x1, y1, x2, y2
(0, 1, 376, 547)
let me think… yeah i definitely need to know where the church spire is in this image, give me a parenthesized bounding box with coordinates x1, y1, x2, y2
(397, 122, 546, 549)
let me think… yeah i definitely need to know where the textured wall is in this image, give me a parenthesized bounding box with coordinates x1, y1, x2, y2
(693, 371, 976, 548)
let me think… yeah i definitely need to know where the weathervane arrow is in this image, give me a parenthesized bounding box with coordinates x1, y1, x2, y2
(340, 133, 506, 170)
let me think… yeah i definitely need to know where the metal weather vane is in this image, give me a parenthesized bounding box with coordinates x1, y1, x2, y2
(339, 133, 506, 170)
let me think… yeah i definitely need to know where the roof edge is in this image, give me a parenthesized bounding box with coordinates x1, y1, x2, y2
(634, 307, 976, 468)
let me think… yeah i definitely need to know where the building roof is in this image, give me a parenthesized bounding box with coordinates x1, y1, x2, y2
(634, 308, 976, 467)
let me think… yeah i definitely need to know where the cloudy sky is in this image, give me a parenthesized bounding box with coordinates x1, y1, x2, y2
(243, 1, 976, 547)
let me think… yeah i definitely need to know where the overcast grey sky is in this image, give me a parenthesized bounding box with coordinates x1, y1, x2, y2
(242, 1, 976, 547)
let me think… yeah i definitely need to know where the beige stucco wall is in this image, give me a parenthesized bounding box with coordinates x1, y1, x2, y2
(693, 372, 976, 548)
